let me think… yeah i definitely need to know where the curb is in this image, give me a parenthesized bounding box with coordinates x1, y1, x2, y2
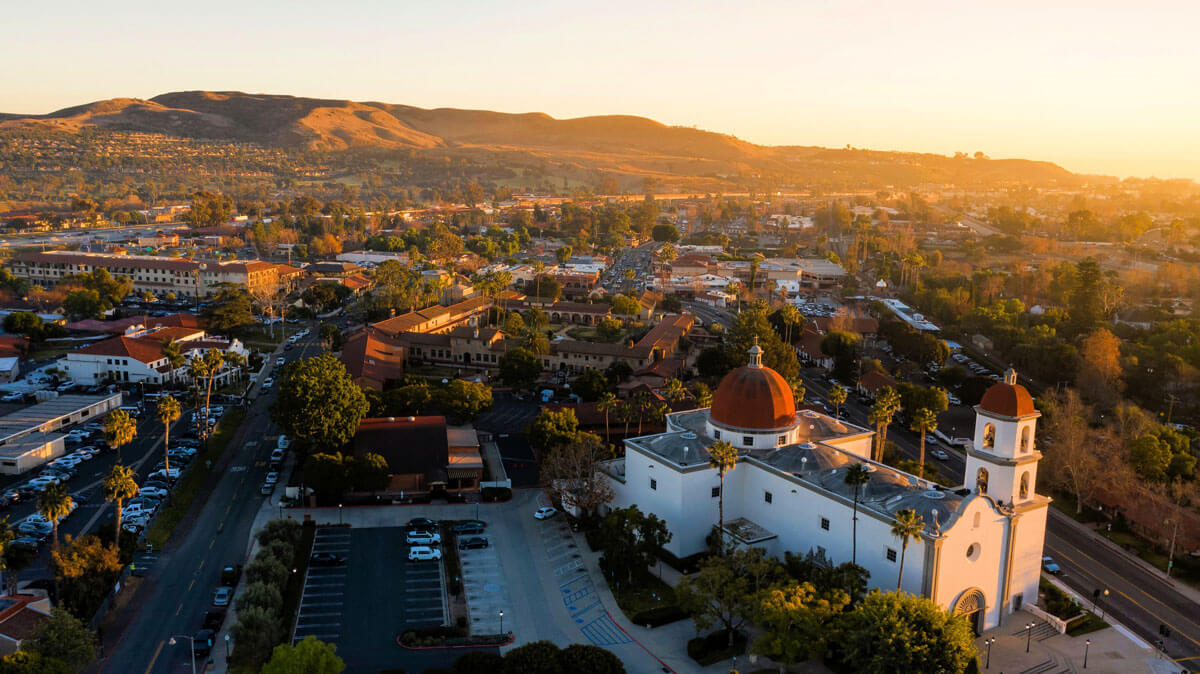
(395, 633, 514, 650)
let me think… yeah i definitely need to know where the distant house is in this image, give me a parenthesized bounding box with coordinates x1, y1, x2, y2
(0, 594, 52, 655)
(0, 358, 19, 384)
(857, 370, 898, 400)
(340, 329, 407, 390)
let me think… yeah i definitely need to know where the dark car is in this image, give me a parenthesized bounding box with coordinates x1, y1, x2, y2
(407, 517, 437, 530)
(203, 610, 225, 631)
(458, 536, 489, 550)
(220, 565, 242, 587)
(310, 553, 345, 567)
(192, 629, 215, 657)
(451, 520, 486, 534)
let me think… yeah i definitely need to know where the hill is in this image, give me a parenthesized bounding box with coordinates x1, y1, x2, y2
(0, 90, 1084, 189)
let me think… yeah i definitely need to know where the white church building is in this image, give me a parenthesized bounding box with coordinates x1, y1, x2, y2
(601, 345, 1050, 632)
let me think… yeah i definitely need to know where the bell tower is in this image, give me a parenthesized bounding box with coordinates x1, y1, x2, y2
(964, 369, 1042, 506)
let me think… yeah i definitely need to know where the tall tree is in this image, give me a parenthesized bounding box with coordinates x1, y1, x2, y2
(707, 440, 739, 554)
(753, 582, 851, 667)
(596, 393, 618, 443)
(103, 464, 139, 537)
(909, 407, 938, 477)
(843, 464, 871, 564)
(868, 387, 901, 462)
(37, 485, 73, 550)
(539, 432, 614, 520)
(675, 547, 785, 647)
(271, 354, 369, 450)
(839, 591, 976, 674)
(1076, 327, 1124, 407)
(260, 635, 345, 674)
(890, 508, 925, 591)
(104, 409, 137, 463)
(1040, 388, 1110, 513)
(156, 395, 181, 473)
(829, 383, 848, 419)
(188, 349, 226, 437)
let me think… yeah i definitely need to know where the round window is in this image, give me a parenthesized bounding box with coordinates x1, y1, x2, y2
(966, 543, 981, 561)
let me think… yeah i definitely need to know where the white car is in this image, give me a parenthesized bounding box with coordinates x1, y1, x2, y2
(139, 487, 169, 499)
(149, 468, 181, 482)
(261, 378, 274, 389)
(275, 357, 286, 366)
(406, 531, 441, 545)
(277, 436, 291, 450)
(408, 546, 443, 561)
(534, 506, 558, 520)
(27, 476, 60, 488)
(1, 393, 24, 402)
(264, 472, 279, 485)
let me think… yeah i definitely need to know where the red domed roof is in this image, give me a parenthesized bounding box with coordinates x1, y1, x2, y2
(710, 347, 796, 430)
(979, 369, 1036, 417)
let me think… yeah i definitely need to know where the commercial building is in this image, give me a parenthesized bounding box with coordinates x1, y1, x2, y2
(65, 326, 247, 386)
(0, 393, 122, 474)
(353, 416, 483, 494)
(7, 251, 302, 298)
(601, 351, 1048, 634)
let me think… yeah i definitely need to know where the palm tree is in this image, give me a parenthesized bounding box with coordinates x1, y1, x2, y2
(618, 401, 636, 438)
(891, 508, 925, 591)
(105, 409, 138, 463)
(156, 395, 181, 473)
(707, 440, 739, 555)
(868, 387, 901, 462)
(691, 382, 713, 408)
(161, 338, 185, 385)
(779, 303, 801, 344)
(909, 407, 938, 477)
(727, 282, 744, 313)
(532, 261, 545, 299)
(633, 391, 653, 435)
(189, 349, 226, 437)
(597, 393, 618, 443)
(104, 464, 139, 537)
(37, 484, 73, 550)
(662, 378, 686, 405)
(790, 380, 806, 405)
(829, 384, 848, 420)
(843, 464, 871, 564)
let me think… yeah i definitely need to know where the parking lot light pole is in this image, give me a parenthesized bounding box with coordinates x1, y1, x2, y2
(985, 637, 995, 668)
(499, 610, 504, 636)
(224, 633, 231, 658)
(1026, 622, 1034, 653)
(169, 635, 196, 674)
(339, 504, 343, 525)
(1084, 639, 1090, 668)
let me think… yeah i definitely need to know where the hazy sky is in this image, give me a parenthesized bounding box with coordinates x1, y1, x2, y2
(4, 0, 1199, 180)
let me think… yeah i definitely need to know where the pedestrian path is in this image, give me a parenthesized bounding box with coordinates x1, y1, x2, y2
(293, 528, 349, 645)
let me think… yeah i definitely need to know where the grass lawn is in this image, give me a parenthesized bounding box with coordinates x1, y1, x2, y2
(1066, 612, 1109, 637)
(28, 343, 80, 361)
(407, 364, 459, 378)
(145, 408, 247, 549)
(608, 570, 678, 618)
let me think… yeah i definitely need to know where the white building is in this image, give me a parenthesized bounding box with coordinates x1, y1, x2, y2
(65, 326, 248, 386)
(0, 393, 122, 474)
(601, 348, 1048, 633)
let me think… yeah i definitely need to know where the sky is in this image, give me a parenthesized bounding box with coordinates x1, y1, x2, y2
(3, 0, 1199, 180)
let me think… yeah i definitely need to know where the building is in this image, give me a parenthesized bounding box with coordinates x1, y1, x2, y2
(0, 358, 19, 384)
(601, 351, 1048, 633)
(7, 251, 301, 298)
(370, 296, 496, 337)
(353, 416, 483, 494)
(65, 326, 247, 386)
(340, 329, 407, 390)
(0, 595, 52, 655)
(0, 394, 122, 474)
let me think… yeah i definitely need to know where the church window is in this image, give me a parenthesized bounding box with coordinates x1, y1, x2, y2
(886, 548, 897, 562)
(711, 487, 720, 498)
(973, 512, 981, 529)
(1020, 427, 1031, 453)
(649, 479, 656, 490)
(778, 435, 787, 446)
(976, 468, 989, 494)
(966, 543, 980, 561)
(983, 424, 996, 449)
(743, 436, 753, 446)
(820, 517, 830, 531)
(713, 430, 721, 440)
(764, 491, 773, 504)
(1019, 472, 1030, 500)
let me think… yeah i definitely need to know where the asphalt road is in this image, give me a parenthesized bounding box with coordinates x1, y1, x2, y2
(98, 327, 324, 674)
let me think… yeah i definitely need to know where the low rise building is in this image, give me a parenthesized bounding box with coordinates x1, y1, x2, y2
(65, 326, 247, 386)
(353, 416, 483, 495)
(0, 393, 121, 474)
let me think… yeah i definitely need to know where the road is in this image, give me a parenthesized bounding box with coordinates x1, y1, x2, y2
(99, 327, 324, 674)
(797, 367, 1200, 666)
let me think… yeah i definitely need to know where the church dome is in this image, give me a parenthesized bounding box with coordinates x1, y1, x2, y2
(979, 368, 1036, 417)
(710, 344, 797, 431)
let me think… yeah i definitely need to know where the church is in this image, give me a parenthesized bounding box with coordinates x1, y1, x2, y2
(600, 344, 1049, 632)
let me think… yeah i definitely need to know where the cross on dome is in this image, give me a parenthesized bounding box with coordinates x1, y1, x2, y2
(748, 338, 763, 369)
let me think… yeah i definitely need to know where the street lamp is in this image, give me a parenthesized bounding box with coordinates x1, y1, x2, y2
(1025, 622, 1034, 653)
(1084, 638, 1091, 668)
(169, 635, 196, 674)
(224, 633, 231, 658)
(338, 504, 343, 525)
(499, 610, 504, 635)
(985, 636, 995, 669)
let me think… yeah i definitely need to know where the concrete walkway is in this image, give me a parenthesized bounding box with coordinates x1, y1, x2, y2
(974, 617, 1158, 673)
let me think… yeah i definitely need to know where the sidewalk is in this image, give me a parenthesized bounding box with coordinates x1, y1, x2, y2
(975, 614, 1156, 673)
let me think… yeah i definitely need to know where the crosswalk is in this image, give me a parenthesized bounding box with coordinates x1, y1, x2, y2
(293, 528, 350, 645)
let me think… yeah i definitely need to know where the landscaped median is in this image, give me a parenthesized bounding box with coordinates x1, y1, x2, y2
(145, 407, 247, 550)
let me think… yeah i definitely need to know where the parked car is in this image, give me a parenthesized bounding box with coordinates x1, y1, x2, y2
(192, 629, 215, 657)
(310, 553, 345, 567)
(406, 531, 441, 545)
(1041, 556, 1062, 575)
(212, 587, 232, 607)
(451, 521, 486, 535)
(458, 536, 489, 550)
(220, 565, 243, 587)
(275, 357, 286, 366)
(264, 472, 279, 485)
(276, 436, 291, 450)
(408, 546, 442, 561)
(139, 487, 169, 499)
(406, 517, 437, 529)
(1, 393, 24, 403)
(261, 378, 274, 389)
(203, 610, 225, 631)
(260, 483, 274, 496)
(931, 449, 950, 461)
(149, 468, 181, 482)
(534, 506, 558, 520)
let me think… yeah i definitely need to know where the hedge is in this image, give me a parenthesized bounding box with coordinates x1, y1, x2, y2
(630, 604, 688, 628)
(687, 630, 747, 667)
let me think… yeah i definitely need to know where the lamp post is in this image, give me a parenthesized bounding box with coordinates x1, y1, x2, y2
(1084, 638, 1091, 668)
(985, 637, 995, 669)
(338, 504, 343, 525)
(1166, 518, 1179, 577)
(224, 633, 231, 658)
(1026, 622, 1034, 653)
(169, 635, 196, 674)
(499, 610, 505, 635)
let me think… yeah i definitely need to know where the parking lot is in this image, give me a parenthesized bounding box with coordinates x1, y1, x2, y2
(294, 527, 351, 645)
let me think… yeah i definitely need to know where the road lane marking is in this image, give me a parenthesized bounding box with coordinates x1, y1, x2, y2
(197, 559, 204, 570)
(174, 602, 183, 616)
(187, 580, 195, 592)
(143, 640, 165, 674)
(209, 539, 215, 549)
(1047, 542, 1200, 652)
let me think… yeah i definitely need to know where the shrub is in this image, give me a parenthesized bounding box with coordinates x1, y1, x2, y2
(500, 640, 561, 674)
(687, 630, 747, 667)
(453, 651, 504, 674)
(481, 487, 512, 502)
(236, 581, 283, 617)
(232, 605, 283, 668)
(245, 555, 289, 589)
(261, 539, 295, 566)
(257, 518, 302, 548)
(558, 644, 625, 673)
(630, 605, 688, 628)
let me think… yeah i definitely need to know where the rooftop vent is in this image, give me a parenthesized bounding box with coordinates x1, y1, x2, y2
(923, 490, 945, 499)
(681, 432, 697, 440)
(801, 410, 819, 418)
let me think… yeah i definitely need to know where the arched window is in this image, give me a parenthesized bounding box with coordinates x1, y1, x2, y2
(976, 467, 989, 494)
(1019, 472, 1030, 500)
(1020, 427, 1031, 454)
(983, 424, 996, 449)
(973, 512, 981, 528)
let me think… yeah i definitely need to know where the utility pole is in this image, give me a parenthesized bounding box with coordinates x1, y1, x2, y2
(1165, 393, 1178, 425)
(1167, 518, 1179, 577)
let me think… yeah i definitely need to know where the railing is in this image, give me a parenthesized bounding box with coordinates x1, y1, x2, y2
(1024, 604, 1071, 634)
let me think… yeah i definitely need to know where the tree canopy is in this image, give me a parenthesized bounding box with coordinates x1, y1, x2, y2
(271, 354, 369, 450)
